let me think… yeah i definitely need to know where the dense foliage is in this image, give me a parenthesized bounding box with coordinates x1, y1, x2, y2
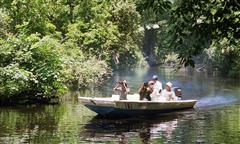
(1, 0, 240, 104)
(169, 0, 240, 76)
(137, 0, 240, 76)
(0, 0, 141, 104)
(0, 34, 63, 103)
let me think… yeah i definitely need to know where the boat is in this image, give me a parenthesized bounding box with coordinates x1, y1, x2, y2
(78, 94, 197, 117)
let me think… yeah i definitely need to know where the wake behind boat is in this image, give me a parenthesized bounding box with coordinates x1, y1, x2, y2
(78, 95, 197, 117)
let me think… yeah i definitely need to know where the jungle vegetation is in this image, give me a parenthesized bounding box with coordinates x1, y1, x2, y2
(0, 0, 239, 104)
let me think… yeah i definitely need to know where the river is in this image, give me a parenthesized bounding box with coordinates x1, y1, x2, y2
(0, 67, 239, 143)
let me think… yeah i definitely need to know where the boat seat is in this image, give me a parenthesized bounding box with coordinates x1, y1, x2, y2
(111, 94, 140, 101)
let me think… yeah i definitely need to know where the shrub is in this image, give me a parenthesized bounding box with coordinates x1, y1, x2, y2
(61, 40, 111, 87)
(0, 34, 65, 104)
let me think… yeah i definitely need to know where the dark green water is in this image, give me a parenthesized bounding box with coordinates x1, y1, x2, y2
(0, 67, 239, 144)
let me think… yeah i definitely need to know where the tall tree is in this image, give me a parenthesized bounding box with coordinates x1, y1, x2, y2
(169, 0, 240, 69)
(136, 0, 172, 66)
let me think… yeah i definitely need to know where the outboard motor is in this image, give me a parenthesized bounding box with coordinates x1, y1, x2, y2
(173, 87, 182, 100)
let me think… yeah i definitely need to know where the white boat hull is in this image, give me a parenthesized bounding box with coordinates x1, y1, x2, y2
(78, 96, 197, 117)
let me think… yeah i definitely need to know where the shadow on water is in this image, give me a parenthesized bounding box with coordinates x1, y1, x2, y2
(79, 113, 183, 143)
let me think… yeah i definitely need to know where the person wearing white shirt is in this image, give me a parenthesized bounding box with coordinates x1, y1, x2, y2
(162, 82, 177, 101)
(150, 75, 163, 101)
(152, 75, 162, 93)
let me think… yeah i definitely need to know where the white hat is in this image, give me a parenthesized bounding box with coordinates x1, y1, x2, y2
(166, 82, 173, 88)
(152, 75, 158, 80)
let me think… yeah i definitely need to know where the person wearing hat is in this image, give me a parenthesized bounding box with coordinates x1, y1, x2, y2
(148, 75, 163, 101)
(152, 75, 163, 93)
(161, 82, 177, 101)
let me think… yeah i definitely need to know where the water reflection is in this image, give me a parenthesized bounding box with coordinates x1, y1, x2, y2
(79, 113, 182, 143)
(0, 106, 61, 143)
(0, 67, 239, 143)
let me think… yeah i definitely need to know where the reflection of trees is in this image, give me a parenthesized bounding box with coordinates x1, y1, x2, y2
(79, 105, 239, 144)
(165, 105, 240, 144)
(0, 104, 91, 144)
(79, 113, 182, 143)
(0, 106, 63, 143)
(1, 104, 238, 143)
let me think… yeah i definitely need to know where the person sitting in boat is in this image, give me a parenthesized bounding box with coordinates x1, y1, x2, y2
(149, 80, 162, 101)
(173, 87, 182, 100)
(138, 82, 152, 101)
(162, 82, 178, 101)
(152, 75, 163, 93)
(113, 80, 130, 100)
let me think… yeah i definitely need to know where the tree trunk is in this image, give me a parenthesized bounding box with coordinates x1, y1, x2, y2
(142, 28, 158, 66)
